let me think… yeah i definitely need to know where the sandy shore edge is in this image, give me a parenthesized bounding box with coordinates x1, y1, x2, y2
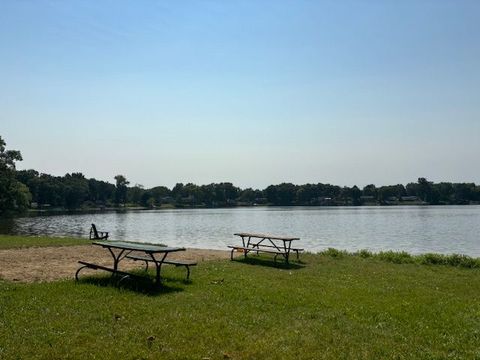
(0, 245, 230, 283)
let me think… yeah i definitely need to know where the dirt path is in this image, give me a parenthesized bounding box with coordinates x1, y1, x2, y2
(0, 245, 230, 283)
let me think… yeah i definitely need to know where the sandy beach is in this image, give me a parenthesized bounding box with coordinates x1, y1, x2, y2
(0, 245, 230, 283)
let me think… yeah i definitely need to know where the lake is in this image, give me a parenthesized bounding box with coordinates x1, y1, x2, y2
(1, 206, 479, 256)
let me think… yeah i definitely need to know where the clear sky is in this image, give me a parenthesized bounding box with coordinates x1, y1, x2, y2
(1, 1, 479, 189)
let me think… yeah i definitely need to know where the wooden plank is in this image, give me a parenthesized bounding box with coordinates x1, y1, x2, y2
(77, 261, 141, 278)
(92, 241, 185, 253)
(233, 233, 300, 241)
(163, 260, 197, 266)
(227, 245, 286, 255)
(126, 254, 197, 266)
(250, 243, 304, 252)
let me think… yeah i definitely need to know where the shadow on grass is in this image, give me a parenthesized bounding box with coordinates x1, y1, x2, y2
(76, 273, 186, 296)
(233, 256, 306, 270)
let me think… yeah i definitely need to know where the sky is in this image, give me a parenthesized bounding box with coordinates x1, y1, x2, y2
(1, 0, 479, 189)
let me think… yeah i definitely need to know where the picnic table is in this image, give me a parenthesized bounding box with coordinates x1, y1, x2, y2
(75, 241, 186, 286)
(228, 232, 303, 264)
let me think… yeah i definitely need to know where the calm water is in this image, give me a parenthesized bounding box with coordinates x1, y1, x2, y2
(1, 206, 479, 256)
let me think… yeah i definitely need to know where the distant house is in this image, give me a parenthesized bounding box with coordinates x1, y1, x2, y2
(317, 197, 334, 206)
(384, 197, 399, 205)
(254, 197, 268, 205)
(401, 196, 419, 201)
(181, 195, 195, 203)
(360, 196, 375, 201)
(160, 196, 174, 204)
(360, 196, 377, 205)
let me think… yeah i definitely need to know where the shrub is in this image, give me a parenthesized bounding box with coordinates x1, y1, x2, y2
(376, 251, 414, 264)
(420, 253, 447, 266)
(421, 253, 479, 268)
(318, 248, 480, 269)
(357, 249, 373, 258)
(321, 248, 347, 258)
(445, 254, 479, 268)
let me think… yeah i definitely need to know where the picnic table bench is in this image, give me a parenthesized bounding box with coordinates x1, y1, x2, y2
(75, 241, 186, 286)
(228, 232, 303, 264)
(126, 254, 197, 280)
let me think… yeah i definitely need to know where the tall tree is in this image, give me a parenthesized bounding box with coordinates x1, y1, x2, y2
(63, 173, 89, 209)
(0, 136, 31, 214)
(114, 175, 130, 206)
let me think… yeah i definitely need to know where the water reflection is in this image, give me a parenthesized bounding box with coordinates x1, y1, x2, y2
(1, 206, 479, 256)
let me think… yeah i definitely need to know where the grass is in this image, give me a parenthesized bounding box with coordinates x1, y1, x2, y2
(320, 248, 480, 268)
(1, 245, 480, 359)
(0, 234, 90, 249)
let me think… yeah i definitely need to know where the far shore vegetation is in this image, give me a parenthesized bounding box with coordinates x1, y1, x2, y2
(1, 235, 479, 358)
(2, 134, 480, 217)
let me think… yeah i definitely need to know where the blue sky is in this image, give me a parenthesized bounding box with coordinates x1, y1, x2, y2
(1, 1, 479, 188)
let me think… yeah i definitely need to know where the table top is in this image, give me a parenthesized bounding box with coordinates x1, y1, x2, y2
(93, 241, 185, 253)
(234, 232, 300, 241)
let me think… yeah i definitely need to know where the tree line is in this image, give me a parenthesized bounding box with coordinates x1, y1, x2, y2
(1, 135, 480, 215)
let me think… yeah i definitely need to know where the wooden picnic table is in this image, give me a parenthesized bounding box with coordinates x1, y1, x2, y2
(228, 232, 302, 264)
(75, 241, 185, 286)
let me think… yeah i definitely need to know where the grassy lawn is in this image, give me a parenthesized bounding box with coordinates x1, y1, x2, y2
(1, 249, 480, 359)
(0, 234, 89, 249)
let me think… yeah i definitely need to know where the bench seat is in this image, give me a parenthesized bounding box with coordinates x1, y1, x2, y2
(227, 245, 285, 255)
(75, 261, 144, 282)
(227, 245, 296, 263)
(228, 244, 304, 260)
(126, 254, 197, 280)
(250, 243, 304, 253)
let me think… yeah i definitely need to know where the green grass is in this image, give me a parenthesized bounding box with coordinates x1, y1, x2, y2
(0, 234, 89, 249)
(320, 248, 480, 268)
(1, 251, 480, 359)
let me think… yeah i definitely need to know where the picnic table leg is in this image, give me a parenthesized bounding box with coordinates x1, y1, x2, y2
(150, 252, 168, 286)
(283, 240, 292, 264)
(106, 247, 126, 273)
(75, 264, 90, 281)
(185, 265, 191, 280)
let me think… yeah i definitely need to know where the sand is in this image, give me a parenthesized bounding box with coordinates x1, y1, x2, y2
(0, 245, 230, 283)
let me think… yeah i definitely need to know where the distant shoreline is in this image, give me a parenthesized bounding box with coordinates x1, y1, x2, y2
(23, 202, 480, 214)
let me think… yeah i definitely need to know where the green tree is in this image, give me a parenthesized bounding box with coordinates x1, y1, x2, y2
(36, 174, 65, 206)
(351, 185, 362, 205)
(417, 177, 433, 203)
(63, 173, 89, 209)
(128, 184, 145, 205)
(270, 183, 297, 205)
(142, 186, 171, 207)
(238, 188, 258, 204)
(114, 175, 130, 206)
(0, 136, 32, 214)
(362, 184, 377, 197)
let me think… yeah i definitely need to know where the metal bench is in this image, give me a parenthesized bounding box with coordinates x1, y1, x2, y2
(89, 223, 109, 240)
(126, 254, 197, 280)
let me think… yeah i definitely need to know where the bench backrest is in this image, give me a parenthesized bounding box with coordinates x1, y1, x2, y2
(91, 224, 100, 239)
(90, 223, 108, 240)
